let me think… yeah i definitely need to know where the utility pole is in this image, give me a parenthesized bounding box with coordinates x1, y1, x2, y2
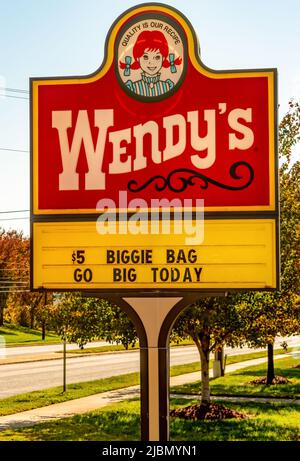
(63, 329, 67, 392)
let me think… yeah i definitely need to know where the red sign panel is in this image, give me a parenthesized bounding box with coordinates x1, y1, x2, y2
(31, 4, 277, 214)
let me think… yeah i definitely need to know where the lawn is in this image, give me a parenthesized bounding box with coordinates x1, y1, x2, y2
(171, 356, 300, 398)
(0, 373, 139, 417)
(0, 323, 60, 346)
(170, 398, 300, 441)
(0, 354, 299, 441)
(0, 398, 299, 441)
(0, 349, 297, 417)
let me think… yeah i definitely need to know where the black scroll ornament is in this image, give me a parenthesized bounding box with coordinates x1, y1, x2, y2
(127, 161, 254, 193)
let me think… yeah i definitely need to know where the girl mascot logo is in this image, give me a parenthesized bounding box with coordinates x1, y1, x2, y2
(119, 31, 182, 97)
(116, 16, 186, 101)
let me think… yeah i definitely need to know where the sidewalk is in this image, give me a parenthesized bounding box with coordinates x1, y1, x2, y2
(0, 349, 136, 366)
(0, 353, 296, 430)
(0, 352, 77, 365)
(0, 346, 139, 366)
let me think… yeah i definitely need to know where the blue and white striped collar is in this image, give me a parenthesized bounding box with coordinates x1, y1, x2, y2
(141, 73, 161, 85)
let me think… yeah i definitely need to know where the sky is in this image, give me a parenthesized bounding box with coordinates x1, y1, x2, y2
(0, 0, 299, 236)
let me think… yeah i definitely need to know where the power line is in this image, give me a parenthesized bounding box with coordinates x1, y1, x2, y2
(0, 217, 29, 221)
(0, 147, 29, 153)
(0, 209, 30, 218)
(0, 86, 29, 101)
(0, 273, 29, 278)
(0, 281, 28, 284)
(0, 210, 29, 214)
(0, 277, 29, 280)
(0, 275, 29, 278)
(0, 288, 29, 290)
(0, 288, 29, 291)
(0, 94, 29, 100)
(0, 269, 29, 272)
(0, 87, 29, 94)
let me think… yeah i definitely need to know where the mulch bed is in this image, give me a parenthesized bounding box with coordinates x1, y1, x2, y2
(170, 403, 248, 420)
(249, 375, 292, 385)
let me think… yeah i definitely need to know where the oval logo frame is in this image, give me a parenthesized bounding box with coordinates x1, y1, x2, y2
(115, 12, 187, 102)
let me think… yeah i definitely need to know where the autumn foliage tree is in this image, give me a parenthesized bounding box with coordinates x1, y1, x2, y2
(50, 293, 137, 349)
(0, 230, 51, 334)
(238, 101, 300, 383)
(173, 294, 247, 412)
(0, 230, 28, 326)
(172, 100, 300, 411)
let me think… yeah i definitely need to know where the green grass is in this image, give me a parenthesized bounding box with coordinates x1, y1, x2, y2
(63, 344, 140, 354)
(170, 398, 300, 441)
(0, 399, 140, 441)
(59, 338, 194, 355)
(0, 323, 60, 346)
(171, 356, 300, 398)
(0, 353, 299, 441)
(0, 398, 299, 441)
(0, 348, 297, 417)
(0, 373, 139, 417)
(226, 346, 299, 365)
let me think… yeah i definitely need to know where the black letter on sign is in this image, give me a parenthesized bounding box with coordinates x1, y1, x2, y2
(166, 250, 175, 263)
(107, 250, 115, 264)
(113, 268, 122, 282)
(73, 268, 93, 283)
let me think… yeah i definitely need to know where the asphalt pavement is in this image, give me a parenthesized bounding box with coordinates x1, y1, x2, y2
(1, 341, 108, 358)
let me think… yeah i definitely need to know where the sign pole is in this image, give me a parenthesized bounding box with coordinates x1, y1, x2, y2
(122, 297, 182, 441)
(120, 296, 200, 441)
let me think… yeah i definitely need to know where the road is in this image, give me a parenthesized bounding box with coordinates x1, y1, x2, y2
(1, 341, 108, 358)
(2, 335, 300, 359)
(0, 346, 197, 398)
(0, 336, 299, 398)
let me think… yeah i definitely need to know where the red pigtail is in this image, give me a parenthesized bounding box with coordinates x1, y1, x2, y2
(131, 61, 141, 70)
(119, 60, 140, 70)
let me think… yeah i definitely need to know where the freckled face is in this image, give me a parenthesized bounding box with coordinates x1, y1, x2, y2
(138, 50, 163, 76)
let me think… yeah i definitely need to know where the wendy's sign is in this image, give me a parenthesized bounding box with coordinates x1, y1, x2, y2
(31, 3, 277, 215)
(31, 6, 279, 443)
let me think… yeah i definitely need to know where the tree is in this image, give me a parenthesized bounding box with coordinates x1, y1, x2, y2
(0, 229, 28, 326)
(173, 100, 300, 407)
(35, 292, 54, 340)
(173, 294, 246, 413)
(4, 234, 52, 336)
(238, 101, 300, 383)
(50, 293, 137, 348)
